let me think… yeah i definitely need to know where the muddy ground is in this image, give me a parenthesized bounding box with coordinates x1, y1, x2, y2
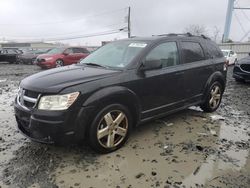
(0, 62, 250, 188)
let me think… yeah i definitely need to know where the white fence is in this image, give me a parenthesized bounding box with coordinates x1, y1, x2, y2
(219, 42, 250, 60)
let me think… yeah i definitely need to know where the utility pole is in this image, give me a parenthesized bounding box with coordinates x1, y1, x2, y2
(223, 0, 235, 42)
(128, 6, 131, 38)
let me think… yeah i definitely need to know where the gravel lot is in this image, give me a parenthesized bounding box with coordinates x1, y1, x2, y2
(0, 62, 250, 188)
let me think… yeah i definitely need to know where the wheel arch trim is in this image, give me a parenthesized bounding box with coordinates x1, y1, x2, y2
(82, 86, 142, 125)
(202, 71, 226, 101)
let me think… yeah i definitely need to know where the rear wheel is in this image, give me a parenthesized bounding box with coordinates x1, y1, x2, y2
(88, 104, 132, 153)
(55, 59, 64, 67)
(200, 81, 223, 112)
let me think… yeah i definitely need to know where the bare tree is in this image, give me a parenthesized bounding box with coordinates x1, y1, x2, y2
(184, 24, 207, 36)
(212, 26, 221, 43)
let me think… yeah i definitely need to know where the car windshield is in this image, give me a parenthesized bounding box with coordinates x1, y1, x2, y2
(46, 48, 65, 55)
(222, 51, 229, 57)
(80, 41, 148, 68)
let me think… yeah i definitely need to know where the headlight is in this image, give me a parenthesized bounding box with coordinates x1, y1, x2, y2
(38, 92, 79, 110)
(44, 57, 53, 61)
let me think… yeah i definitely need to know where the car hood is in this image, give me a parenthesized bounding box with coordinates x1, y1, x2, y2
(20, 65, 120, 93)
(238, 56, 250, 64)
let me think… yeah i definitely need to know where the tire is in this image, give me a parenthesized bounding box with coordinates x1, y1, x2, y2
(55, 59, 64, 67)
(200, 81, 223, 113)
(88, 104, 132, 153)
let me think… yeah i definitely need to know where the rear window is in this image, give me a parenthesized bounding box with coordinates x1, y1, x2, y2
(181, 42, 205, 63)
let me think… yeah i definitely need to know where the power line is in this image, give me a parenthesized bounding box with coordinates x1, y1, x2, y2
(2, 22, 125, 39)
(4, 28, 126, 42)
(0, 7, 128, 26)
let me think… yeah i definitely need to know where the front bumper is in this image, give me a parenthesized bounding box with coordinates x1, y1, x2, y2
(233, 66, 250, 81)
(14, 98, 94, 144)
(35, 60, 55, 69)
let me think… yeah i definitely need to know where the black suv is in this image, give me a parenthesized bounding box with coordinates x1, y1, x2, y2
(14, 34, 227, 153)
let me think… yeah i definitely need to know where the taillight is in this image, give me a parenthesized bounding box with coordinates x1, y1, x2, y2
(223, 60, 229, 71)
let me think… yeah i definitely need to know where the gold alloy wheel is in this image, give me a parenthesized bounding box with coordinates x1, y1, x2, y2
(209, 85, 221, 109)
(97, 110, 128, 148)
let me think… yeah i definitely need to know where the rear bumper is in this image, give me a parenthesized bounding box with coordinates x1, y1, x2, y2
(233, 66, 250, 81)
(14, 99, 94, 144)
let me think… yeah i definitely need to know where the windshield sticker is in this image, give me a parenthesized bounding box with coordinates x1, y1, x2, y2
(129, 43, 147, 48)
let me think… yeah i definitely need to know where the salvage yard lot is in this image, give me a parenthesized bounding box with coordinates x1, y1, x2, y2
(0, 63, 250, 188)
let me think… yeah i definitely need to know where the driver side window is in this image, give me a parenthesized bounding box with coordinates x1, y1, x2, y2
(146, 42, 179, 68)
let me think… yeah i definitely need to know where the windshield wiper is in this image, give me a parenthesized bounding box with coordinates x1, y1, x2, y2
(83, 63, 108, 68)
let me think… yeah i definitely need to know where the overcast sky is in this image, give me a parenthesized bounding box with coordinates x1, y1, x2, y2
(0, 0, 250, 45)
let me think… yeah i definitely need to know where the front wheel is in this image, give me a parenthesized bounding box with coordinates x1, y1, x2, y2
(55, 59, 64, 67)
(88, 104, 132, 153)
(200, 81, 223, 112)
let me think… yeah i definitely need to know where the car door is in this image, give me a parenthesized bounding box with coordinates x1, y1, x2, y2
(179, 41, 213, 105)
(63, 48, 74, 65)
(228, 51, 233, 65)
(136, 41, 186, 118)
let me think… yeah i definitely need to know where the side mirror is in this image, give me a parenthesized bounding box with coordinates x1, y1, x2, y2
(63, 52, 69, 56)
(140, 59, 162, 71)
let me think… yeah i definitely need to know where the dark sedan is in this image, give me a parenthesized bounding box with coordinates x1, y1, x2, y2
(0, 48, 23, 63)
(233, 55, 250, 82)
(17, 49, 51, 65)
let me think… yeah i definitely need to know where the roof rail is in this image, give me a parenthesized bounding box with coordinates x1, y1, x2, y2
(153, 33, 210, 40)
(200, 34, 210, 39)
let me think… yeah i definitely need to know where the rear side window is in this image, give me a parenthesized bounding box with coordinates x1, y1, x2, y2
(73, 48, 89, 53)
(145, 42, 179, 68)
(206, 42, 224, 58)
(181, 42, 205, 63)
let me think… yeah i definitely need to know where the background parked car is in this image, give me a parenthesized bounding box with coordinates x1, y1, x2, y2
(17, 49, 51, 65)
(0, 48, 23, 63)
(233, 54, 250, 82)
(35, 47, 90, 69)
(222, 49, 237, 65)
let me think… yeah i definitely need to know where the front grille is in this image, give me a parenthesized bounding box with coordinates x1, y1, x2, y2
(17, 88, 40, 110)
(25, 90, 39, 98)
(240, 64, 250, 72)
